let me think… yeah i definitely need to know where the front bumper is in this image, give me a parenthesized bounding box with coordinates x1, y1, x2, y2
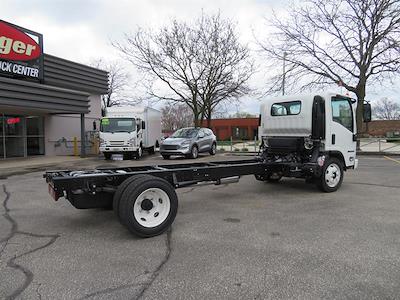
(100, 146, 139, 152)
(160, 146, 191, 155)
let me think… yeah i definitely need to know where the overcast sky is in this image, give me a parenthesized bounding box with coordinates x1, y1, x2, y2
(2, 0, 399, 113)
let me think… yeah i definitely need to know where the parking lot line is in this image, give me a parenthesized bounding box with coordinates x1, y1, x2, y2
(383, 156, 400, 165)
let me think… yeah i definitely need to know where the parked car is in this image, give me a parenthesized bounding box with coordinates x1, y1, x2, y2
(160, 127, 217, 159)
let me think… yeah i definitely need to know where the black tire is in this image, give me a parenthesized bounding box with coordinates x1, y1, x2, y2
(135, 146, 143, 159)
(148, 146, 155, 154)
(162, 154, 170, 159)
(113, 175, 153, 221)
(190, 145, 199, 159)
(104, 153, 112, 160)
(209, 143, 217, 155)
(118, 175, 178, 237)
(317, 157, 344, 192)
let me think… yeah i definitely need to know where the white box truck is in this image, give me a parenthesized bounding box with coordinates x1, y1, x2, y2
(99, 106, 162, 160)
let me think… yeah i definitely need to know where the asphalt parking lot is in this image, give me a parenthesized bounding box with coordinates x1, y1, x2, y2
(1, 154, 400, 299)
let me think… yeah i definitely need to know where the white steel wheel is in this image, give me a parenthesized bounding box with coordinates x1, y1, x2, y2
(133, 188, 171, 228)
(317, 157, 344, 192)
(118, 175, 178, 237)
(325, 163, 341, 188)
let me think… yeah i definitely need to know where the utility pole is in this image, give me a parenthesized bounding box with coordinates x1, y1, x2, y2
(282, 51, 287, 96)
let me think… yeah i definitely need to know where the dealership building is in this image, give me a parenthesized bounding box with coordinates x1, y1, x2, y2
(0, 20, 108, 159)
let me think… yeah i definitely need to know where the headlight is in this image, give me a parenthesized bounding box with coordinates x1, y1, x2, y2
(99, 138, 105, 146)
(128, 138, 136, 146)
(181, 140, 190, 146)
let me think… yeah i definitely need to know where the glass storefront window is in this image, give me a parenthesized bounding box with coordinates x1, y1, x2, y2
(27, 137, 45, 155)
(0, 115, 3, 136)
(5, 116, 24, 136)
(5, 136, 25, 157)
(27, 116, 44, 136)
(0, 115, 45, 158)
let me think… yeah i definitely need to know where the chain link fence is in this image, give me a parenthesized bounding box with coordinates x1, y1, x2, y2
(216, 137, 400, 154)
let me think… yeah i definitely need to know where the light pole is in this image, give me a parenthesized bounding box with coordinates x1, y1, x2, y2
(282, 51, 287, 96)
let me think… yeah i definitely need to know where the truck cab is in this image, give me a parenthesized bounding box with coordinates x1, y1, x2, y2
(258, 92, 364, 191)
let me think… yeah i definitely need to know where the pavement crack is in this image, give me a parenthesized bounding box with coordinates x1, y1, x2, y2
(1, 184, 60, 300)
(78, 229, 172, 300)
(36, 283, 42, 300)
(134, 228, 172, 300)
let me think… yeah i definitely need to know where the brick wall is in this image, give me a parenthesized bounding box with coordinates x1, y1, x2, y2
(362, 120, 400, 136)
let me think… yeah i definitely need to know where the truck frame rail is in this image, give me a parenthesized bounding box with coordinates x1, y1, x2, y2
(45, 158, 267, 201)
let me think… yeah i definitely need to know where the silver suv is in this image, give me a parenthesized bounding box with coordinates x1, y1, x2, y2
(160, 127, 217, 159)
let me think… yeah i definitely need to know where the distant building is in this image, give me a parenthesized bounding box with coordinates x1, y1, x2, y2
(363, 120, 400, 137)
(202, 118, 259, 140)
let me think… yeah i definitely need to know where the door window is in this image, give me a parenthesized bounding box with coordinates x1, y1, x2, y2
(331, 98, 353, 132)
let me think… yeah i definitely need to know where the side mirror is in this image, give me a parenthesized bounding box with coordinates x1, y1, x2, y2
(142, 121, 146, 129)
(363, 103, 372, 122)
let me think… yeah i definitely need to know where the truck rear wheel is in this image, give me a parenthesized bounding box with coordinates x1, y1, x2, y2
(113, 175, 153, 221)
(118, 175, 178, 237)
(317, 157, 343, 192)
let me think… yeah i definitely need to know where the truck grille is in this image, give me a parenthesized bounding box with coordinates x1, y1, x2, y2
(109, 141, 125, 146)
(161, 145, 179, 150)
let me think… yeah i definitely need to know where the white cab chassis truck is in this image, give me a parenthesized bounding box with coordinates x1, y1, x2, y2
(99, 106, 161, 160)
(45, 92, 370, 238)
(258, 92, 359, 192)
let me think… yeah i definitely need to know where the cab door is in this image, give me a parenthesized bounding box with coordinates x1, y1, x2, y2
(325, 96, 357, 167)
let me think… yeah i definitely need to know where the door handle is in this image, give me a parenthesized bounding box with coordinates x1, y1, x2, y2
(332, 134, 336, 145)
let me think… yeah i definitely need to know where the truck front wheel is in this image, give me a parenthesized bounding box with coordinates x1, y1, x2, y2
(118, 175, 178, 237)
(317, 157, 344, 192)
(135, 146, 143, 159)
(104, 153, 112, 160)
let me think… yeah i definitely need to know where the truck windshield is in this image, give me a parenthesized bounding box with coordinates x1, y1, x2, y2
(170, 128, 199, 138)
(100, 118, 136, 133)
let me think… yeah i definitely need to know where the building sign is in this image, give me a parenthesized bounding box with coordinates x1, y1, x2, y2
(0, 20, 43, 81)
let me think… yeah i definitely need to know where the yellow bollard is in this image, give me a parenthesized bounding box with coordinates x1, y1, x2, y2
(73, 137, 78, 157)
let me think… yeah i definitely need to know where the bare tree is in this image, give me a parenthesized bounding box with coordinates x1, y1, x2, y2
(114, 12, 254, 127)
(90, 59, 130, 115)
(229, 111, 257, 118)
(259, 0, 400, 135)
(373, 97, 400, 119)
(161, 103, 193, 131)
